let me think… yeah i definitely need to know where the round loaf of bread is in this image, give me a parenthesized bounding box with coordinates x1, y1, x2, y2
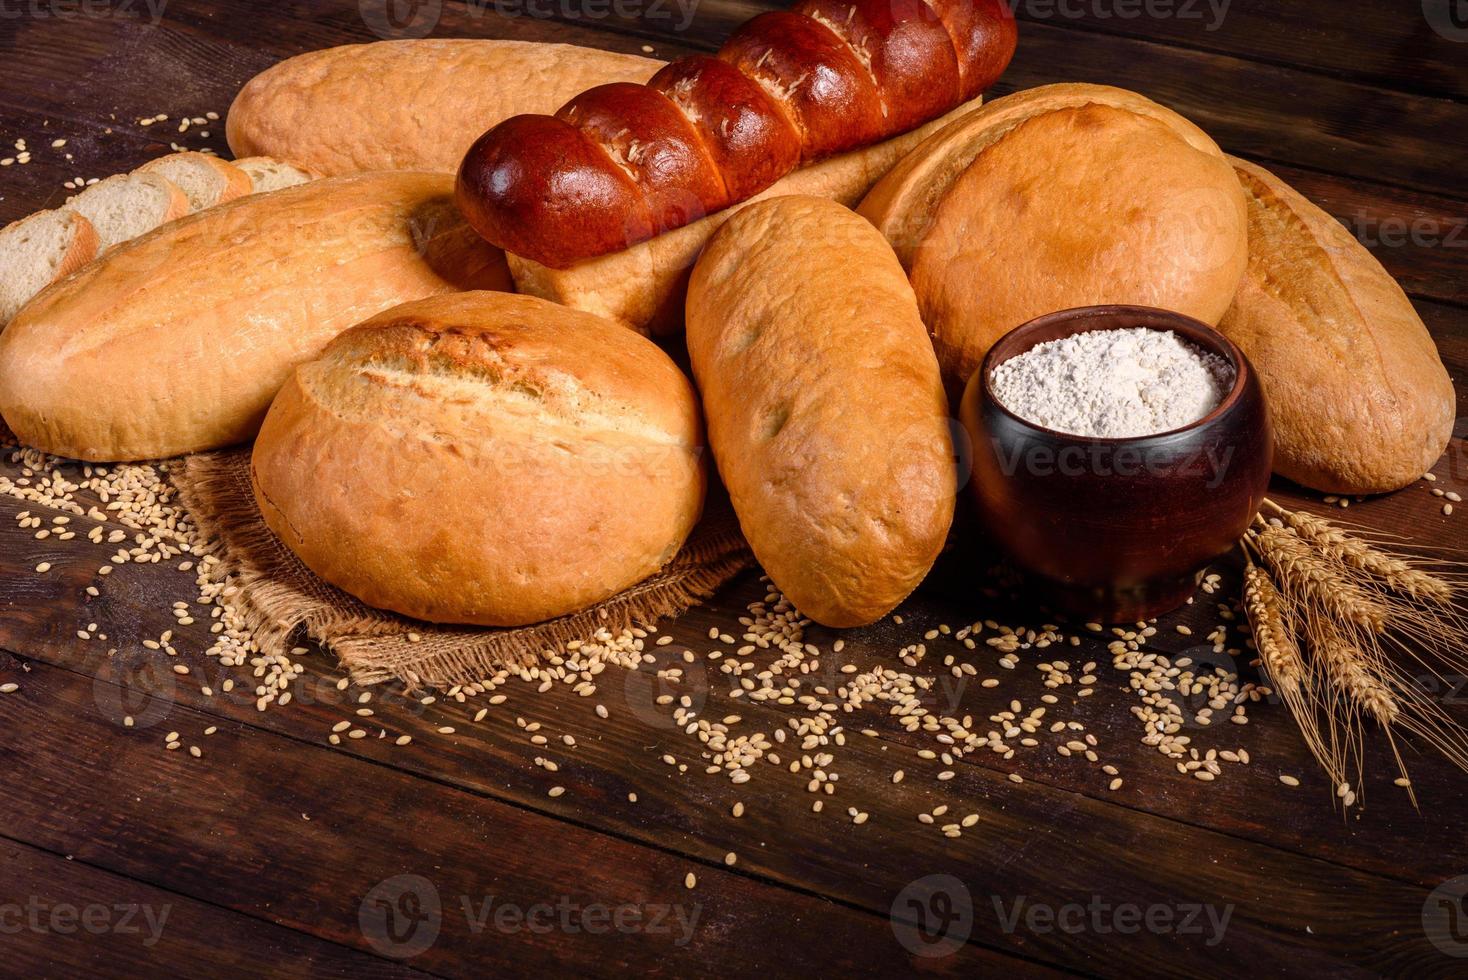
(859, 84, 1248, 394)
(250, 292, 707, 627)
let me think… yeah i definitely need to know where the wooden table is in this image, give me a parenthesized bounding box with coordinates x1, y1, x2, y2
(3, 2, 1467, 976)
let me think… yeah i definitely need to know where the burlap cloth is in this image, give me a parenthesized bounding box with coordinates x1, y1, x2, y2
(172, 448, 753, 688)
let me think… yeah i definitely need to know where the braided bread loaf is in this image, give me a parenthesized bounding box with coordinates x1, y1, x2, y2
(456, 0, 1017, 269)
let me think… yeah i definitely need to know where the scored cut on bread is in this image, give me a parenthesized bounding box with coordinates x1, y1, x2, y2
(65, 172, 189, 252)
(233, 156, 321, 193)
(136, 151, 253, 213)
(0, 209, 99, 326)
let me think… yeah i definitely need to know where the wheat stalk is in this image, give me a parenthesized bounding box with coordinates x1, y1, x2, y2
(1248, 522, 1390, 633)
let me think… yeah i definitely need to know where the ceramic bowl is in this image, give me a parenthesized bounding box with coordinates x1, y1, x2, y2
(958, 305, 1273, 622)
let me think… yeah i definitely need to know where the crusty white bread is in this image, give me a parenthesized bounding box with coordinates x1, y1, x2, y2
(227, 39, 663, 176)
(686, 196, 954, 628)
(233, 156, 321, 193)
(507, 97, 982, 337)
(0, 172, 511, 461)
(136, 152, 253, 213)
(1218, 157, 1455, 495)
(251, 292, 707, 627)
(0, 209, 99, 326)
(65, 172, 190, 252)
(859, 85, 1248, 395)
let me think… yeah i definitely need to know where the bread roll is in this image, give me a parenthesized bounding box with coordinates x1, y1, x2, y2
(251, 292, 707, 627)
(1218, 158, 1455, 494)
(687, 196, 954, 628)
(859, 84, 1247, 394)
(227, 40, 662, 176)
(509, 98, 980, 337)
(0, 173, 509, 461)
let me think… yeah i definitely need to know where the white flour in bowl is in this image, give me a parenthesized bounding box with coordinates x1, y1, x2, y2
(990, 327, 1235, 438)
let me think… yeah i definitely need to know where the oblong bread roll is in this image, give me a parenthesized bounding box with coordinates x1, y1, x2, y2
(227, 40, 663, 176)
(0, 172, 509, 461)
(861, 90, 1248, 394)
(687, 195, 955, 628)
(251, 292, 707, 627)
(1218, 157, 1455, 494)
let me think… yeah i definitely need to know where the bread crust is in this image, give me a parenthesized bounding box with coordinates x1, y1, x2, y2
(1218, 158, 1455, 494)
(859, 83, 1226, 269)
(138, 152, 254, 210)
(250, 292, 707, 627)
(0, 172, 510, 461)
(894, 98, 1248, 393)
(226, 40, 663, 176)
(508, 97, 981, 337)
(687, 195, 954, 628)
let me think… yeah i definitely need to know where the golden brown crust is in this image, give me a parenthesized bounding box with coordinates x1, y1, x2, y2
(900, 100, 1248, 393)
(138, 152, 254, 210)
(859, 83, 1226, 270)
(54, 210, 99, 281)
(226, 40, 663, 176)
(507, 97, 982, 337)
(687, 195, 954, 628)
(1217, 157, 1455, 494)
(0, 172, 510, 461)
(250, 292, 706, 627)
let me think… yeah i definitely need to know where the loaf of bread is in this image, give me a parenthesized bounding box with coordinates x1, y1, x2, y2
(251, 292, 707, 627)
(0, 209, 97, 327)
(687, 196, 954, 628)
(508, 98, 979, 337)
(859, 83, 1248, 394)
(1218, 158, 1455, 494)
(227, 40, 663, 177)
(458, 0, 1016, 269)
(0, 172, 509, 462)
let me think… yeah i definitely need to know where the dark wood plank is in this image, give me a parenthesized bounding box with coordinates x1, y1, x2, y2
(0, 652, 1058, 978)
(4, 457, 1468, 975)
(2, 647, 1455, 977)
(0, 836, 432, 979)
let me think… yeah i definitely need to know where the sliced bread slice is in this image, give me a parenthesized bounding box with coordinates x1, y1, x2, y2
(136, 151, 252, 213)
(0, 209, 99, 326)
(233, 156, 321, 194)
(65, 172, 189, 252)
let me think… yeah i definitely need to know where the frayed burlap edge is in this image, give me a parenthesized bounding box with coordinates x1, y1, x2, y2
(172, 450, 752, 689)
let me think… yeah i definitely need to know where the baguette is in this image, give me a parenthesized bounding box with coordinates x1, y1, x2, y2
(251, 292, 706, 627)
(458, 0, 1016, 269)
(860, 84, 1248, 394)
(227, 40, 663, 177)
(1217, 157, 1455, 494)
(0, 172, 509, 462)
(508, 98, 980, 337)
(686, 196, 954, 628)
